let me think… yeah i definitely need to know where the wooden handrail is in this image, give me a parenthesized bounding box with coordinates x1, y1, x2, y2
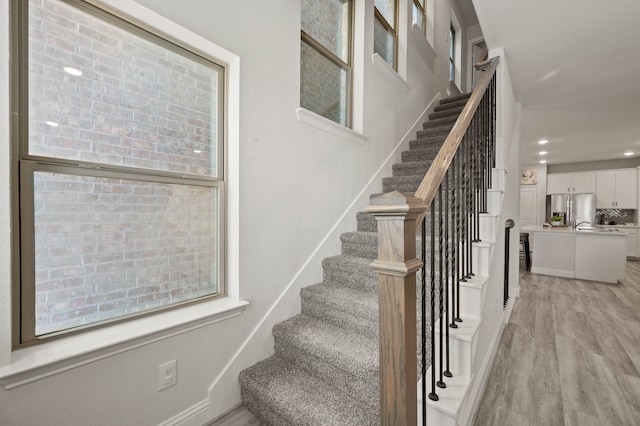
(414, 57, 499, 208)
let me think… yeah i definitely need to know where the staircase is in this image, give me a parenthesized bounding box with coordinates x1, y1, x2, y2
(238, 94, 480, 425)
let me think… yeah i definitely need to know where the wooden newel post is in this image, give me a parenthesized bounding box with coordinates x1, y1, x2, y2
(365, 191, 427, 426)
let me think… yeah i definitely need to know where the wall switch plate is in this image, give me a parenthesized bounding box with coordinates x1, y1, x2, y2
(158, 360, 177, 391)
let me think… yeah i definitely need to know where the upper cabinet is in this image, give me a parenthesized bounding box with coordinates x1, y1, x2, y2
(547, 172, 596, 194)
(596, 169, 638, 209)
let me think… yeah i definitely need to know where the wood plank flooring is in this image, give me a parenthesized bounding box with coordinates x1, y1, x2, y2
(474, 260, 640, 425)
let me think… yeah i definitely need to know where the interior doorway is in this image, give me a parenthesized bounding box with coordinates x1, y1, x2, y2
(471, 39, 487, 89)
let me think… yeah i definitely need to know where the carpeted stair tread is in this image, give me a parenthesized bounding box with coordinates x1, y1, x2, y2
(301, 282, 379, 338)
(439, 92, 471, 104)
(422, 114, 459, 129)
(434, 98, 468, 112)
(402, 146, 442, 162)
(240, 357, 378, 426)
(340, 231, 378, 259)
(273, 314, 378, 378)
(429, 105, 464, 120)
(322, 255, 378, 291)
(409, 136, 448, 150)
(273, 315, 380, 406)
(416, 124, 454, 139)
(356, 211, 377, 232)
(383, 174, 425, 193)
(392, 160, 433, 177)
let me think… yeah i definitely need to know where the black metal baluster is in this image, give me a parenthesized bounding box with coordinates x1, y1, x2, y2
(473, 114, 481, 243)
(428, 201, 438, 401)
(467, 128, 474, 279)
(451, 151, 459, 329)
(421, 217, 428, 416)
(451, 149, 464, 322)
(444, 169, 452, 379)
(437, 184, 446, 389)
(481, 93, 488, 213)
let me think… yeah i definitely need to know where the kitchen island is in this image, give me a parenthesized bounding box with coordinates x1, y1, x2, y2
(523, 225, 627, 283)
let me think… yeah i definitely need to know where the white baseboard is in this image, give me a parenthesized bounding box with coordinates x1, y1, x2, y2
(157, 399, 210, 426)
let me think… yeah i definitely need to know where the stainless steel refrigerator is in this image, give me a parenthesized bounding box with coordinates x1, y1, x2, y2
(545, 193, 596, 227)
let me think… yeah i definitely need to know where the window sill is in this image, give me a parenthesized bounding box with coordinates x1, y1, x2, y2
(296, 108, 367, 145)
(371, 53, 411, 91)
(0, 297, 248, 389)
(411, 24, 437, 66)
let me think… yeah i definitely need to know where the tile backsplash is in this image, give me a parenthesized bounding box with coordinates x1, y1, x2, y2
(596, 208, 637, 225)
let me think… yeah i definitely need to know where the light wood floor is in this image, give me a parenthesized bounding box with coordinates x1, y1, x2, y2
(212, 261, 640, 426)
(474, 259, 640, 425)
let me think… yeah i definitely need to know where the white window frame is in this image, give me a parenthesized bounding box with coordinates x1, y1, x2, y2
(300, 0, 354, 129)
(412, 0, 426, 36)
(8, 0, 244, 356)
(373, 0, 398, 70)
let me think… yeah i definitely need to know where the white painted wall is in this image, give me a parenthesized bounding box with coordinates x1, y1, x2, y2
(0, 0, 461, 424)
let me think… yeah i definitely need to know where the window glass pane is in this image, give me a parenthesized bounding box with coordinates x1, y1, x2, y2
(300, 40, 349, 126)
(374, 0, 396, 28)
(413, 3, 425, 32)
(301, 0, 351, 63)
(374, 17, 397, 69)
(28, 0, 221, 178)
(33, 172, 220, 336)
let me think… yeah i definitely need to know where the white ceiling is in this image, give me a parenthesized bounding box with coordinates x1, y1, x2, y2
(472, 0, 640, 166)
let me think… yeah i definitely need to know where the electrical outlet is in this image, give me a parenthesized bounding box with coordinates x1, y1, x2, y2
(158, 360, 177, 391)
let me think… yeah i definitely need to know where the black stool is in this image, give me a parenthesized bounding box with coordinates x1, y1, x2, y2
(519, 232, 531, 271)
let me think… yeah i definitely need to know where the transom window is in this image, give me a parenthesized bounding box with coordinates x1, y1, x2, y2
(374, 0, 398, 70)
(413, 0, 427, 35)
(11, 0, 225, 345)
(300, 0, 353, 127)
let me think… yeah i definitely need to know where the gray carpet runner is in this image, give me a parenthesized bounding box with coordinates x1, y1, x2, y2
(239, 93, 470, 425)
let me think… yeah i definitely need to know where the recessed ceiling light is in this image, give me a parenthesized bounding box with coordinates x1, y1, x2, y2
(538, 139, 549, 145)
(539, 151, 547, 155)
(540, 160, 547, 164)
(624, 151, 634, 156)
(46, 120, 59, 127)
(63, 66, 83, 76)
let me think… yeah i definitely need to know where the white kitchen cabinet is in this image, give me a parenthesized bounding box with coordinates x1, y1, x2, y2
(574, 233, 627, 283)
(572, 172, 598, 193)
(531, 232, 576, 277)
(600, 226, 638, 257)
(547, 172, 596, 194)
(627, 230, 637, 257)
(596, 169, 638, 208)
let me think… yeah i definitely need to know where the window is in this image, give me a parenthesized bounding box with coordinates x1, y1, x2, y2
(300, 0, 353, 127)
(449, 25, 456, 81)
(11, 0, 225, 345)
(413, 0, 426, 35)
(374, 0, 398, 70)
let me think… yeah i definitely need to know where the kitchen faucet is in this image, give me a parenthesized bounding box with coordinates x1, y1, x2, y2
(573, 220, 591, 229)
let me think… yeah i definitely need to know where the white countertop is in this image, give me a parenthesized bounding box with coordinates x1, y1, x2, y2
(522, 224, 628, 236)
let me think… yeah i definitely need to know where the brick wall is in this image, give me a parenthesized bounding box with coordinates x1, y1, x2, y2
(27, 0, 221, 335)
